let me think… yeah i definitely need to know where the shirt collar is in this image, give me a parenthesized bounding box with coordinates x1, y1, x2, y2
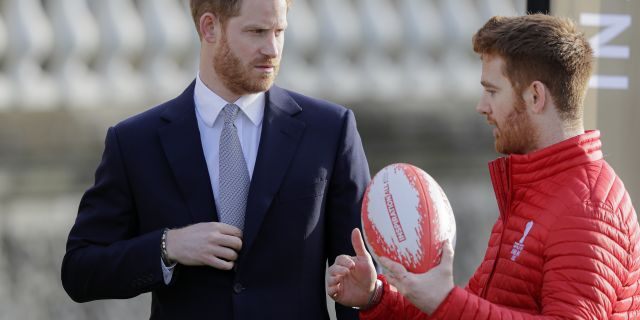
(194, 73, 265, 127)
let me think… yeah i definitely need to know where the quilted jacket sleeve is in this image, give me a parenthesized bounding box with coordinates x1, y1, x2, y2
(360, 275, 430, 320)
(360, 275, 488, 320)
(361, 202, 637, 319)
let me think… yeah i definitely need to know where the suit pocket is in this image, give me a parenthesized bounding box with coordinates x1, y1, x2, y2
(277, 179, 328, 203)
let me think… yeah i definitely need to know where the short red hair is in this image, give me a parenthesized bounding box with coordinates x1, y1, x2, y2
(190, 0, 293, 37)
(473, 14, 593, 122)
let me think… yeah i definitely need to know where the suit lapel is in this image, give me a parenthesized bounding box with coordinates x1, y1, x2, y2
(241, 86, 305, 258)
(158, 81, 218, 224)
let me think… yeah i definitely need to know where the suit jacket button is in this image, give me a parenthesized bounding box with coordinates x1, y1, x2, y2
(233, 283, 244, 294)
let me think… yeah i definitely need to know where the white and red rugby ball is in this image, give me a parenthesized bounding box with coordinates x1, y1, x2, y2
(362, 163, 456, 273)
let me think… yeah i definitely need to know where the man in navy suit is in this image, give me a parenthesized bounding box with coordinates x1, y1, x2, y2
(61, 0, 370, 319)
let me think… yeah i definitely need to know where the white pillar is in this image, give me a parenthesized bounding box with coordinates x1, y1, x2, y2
(181, 0, 201, 81)
(47, 0, 102, 109)
(90, 0, 147, 108)
(139, 0, 194, 103)
(356, 0, 405, 102)
(398, 0, 446, 101)
(276, 0, 321, 97)
(437, 0, 483, 100)
(4, 0, 58, 110)
(315, 0, 364, 102)
(0, 10, 13, 110)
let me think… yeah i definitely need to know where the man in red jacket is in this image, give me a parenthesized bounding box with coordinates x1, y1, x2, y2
(327, 14, 640, 319)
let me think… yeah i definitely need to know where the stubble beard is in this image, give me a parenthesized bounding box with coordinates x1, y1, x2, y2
(213, 33, 279, 96)
(493, 99, 538, 155)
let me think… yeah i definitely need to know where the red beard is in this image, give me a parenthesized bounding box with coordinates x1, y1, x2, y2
(213, 33, 279, 95)
(491, 100, 538, 155)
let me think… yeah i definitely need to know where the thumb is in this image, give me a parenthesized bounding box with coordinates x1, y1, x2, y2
(351, 228, 369, 258)
(379, 257, 407, 278)
(439, 239, 455, 267)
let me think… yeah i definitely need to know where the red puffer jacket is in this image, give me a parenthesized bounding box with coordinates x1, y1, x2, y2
(361, 130, 640, 319)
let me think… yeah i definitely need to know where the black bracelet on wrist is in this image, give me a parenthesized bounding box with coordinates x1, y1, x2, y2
(161, 228, 175, 266)
(356, 279, 383, 311)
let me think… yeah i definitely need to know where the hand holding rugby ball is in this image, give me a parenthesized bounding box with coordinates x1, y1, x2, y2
(361, 163, 456, 273)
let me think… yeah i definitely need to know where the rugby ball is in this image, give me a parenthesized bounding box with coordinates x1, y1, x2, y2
(361, 163, 456, 273)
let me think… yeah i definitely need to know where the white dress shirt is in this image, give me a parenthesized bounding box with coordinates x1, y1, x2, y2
(162, 74, 265, 284)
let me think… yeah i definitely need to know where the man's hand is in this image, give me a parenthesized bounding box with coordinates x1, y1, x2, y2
(326, 228, 377, 308)
(165, 222, 243, 270)
(379, 240, 455, 315)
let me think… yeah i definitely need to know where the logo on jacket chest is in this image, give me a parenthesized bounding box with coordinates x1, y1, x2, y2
(510, 220, 534, 261)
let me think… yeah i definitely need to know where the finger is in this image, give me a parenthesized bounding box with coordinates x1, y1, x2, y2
(334, 255, 356, 268)
(214, 222, 243, 238)
(351, 228, 369, 257)
(327, 274, 342, 287)
(379, 257, 407, 278)
(328, 264, 351, 277)
(210, 246, 239, 262)
(439, 239, 455, 267)
(381, 262, 406, 294)
(327, 284, 340, 298)
(216, 234, 243, 251)
(206, 256, 234, 270)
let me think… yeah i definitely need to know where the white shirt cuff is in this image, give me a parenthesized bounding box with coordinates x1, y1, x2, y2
(161, 258, 177, 284)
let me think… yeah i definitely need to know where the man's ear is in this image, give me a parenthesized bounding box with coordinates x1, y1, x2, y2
(199, 12, 218, 43)
(523, 81, 547, 114)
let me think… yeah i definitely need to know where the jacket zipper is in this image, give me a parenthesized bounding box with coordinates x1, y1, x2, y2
(481, 157, 511, 299)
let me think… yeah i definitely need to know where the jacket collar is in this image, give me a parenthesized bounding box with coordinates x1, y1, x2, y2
(239, 85, 304, 262)
(158, 81, 306, 257)
(489, 130, 603, 186)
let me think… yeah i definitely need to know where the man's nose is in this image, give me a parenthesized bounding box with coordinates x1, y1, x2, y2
(261, 33, 280, 59)
(475, 98, 489, 115)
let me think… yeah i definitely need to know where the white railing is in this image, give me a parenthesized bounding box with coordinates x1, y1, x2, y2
(0, 0, 525, 111)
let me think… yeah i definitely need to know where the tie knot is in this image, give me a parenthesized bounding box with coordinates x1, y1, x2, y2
(223, 104, 240, 124)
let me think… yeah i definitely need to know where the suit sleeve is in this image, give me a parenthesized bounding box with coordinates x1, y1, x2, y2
(326, 109, 371, 319)
(61, 126, 165, 302)
(362, 203, 628, 320)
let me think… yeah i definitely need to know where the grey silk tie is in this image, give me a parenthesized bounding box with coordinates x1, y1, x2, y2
(218, 104, 250, 231)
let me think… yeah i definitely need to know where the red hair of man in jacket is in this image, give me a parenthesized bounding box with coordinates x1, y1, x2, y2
(327, 14, 640, 319)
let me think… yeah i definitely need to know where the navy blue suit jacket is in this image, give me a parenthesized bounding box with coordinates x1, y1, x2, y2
(61, 82, 370, 319)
